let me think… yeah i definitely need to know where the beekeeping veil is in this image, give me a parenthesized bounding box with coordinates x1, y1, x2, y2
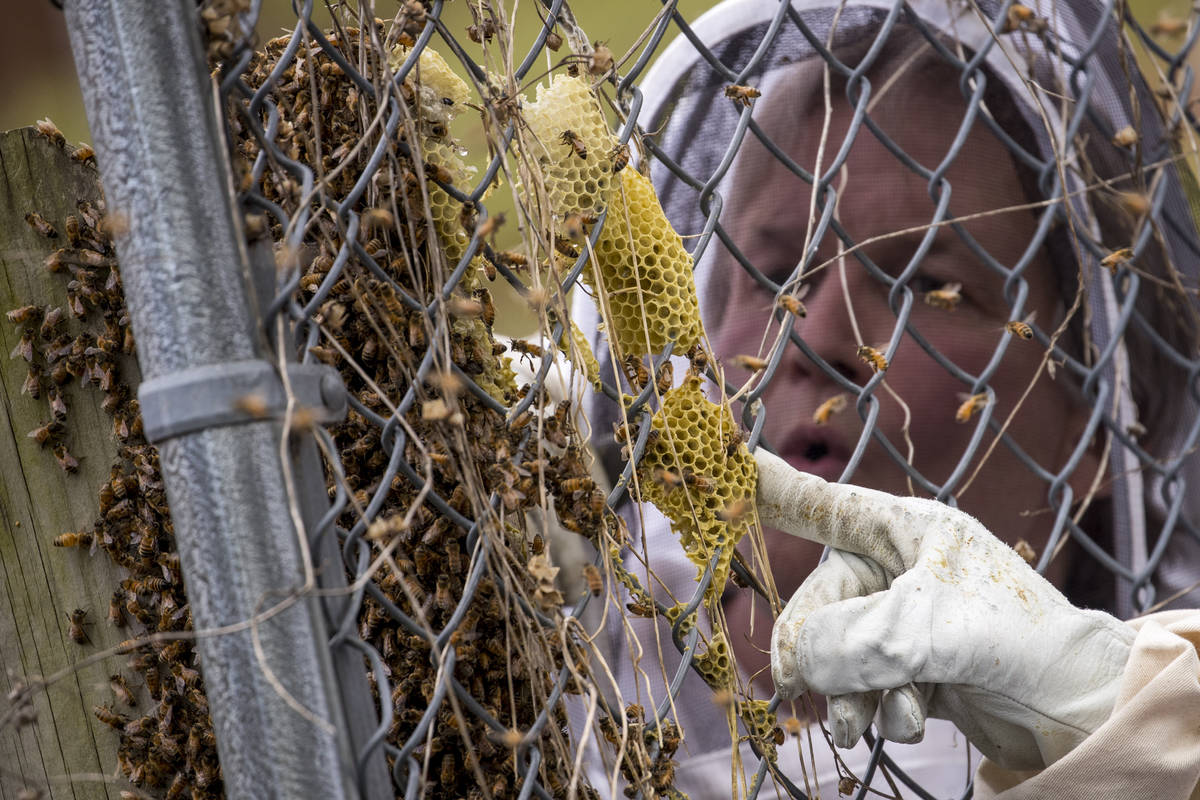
(577, 0, 1200, 626)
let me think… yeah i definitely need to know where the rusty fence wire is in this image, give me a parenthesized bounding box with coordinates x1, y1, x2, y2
(48, 0, 1200, 798)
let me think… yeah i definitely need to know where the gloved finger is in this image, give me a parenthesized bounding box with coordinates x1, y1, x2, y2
(793, 573, 933, 696)
(877, 684, 926, 744)
(755, 449, 958, 575)
(771, 549, 890, 699)
(828, 691, 878, 748)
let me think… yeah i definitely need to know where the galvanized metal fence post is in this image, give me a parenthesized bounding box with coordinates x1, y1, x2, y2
(62, 1, 388, 796)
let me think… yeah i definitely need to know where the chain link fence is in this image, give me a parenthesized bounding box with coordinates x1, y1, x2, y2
(32, 0, 1200, 798)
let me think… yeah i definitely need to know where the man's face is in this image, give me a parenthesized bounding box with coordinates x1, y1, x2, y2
(711, 66, 1100, 617)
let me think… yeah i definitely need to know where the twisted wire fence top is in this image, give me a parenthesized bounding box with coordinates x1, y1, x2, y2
(193, 0, 1200, 797)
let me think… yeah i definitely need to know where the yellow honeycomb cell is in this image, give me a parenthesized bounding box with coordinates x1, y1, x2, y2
(740, 699, 778, 762)
(637, 375, 756, 595)
(390, 45, 471, 122)
(590, 168, 704, 357)
(693, 631, 735, 690)
(557, 320, 602, 391)
(522, 75, 620, 219)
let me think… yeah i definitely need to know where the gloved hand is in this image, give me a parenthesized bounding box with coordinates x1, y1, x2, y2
(755, 449, 1136, 771)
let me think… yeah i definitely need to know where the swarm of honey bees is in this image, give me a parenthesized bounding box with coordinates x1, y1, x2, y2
(10, 4, 785, 797)
(13, 124, 224, 797)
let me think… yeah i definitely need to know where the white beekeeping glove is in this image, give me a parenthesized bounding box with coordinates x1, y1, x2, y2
(756, 449, 1136, 771)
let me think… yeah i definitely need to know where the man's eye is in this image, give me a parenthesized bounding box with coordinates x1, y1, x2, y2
(908, 273, 945, 294)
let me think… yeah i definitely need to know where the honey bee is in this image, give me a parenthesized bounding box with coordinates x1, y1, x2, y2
(588, 41, 615, 75)
(109, 674, 135, 707)
(813, 393, 847, 425)
(53, 530, 92, 548)
(39, 306, 63, 339)
(93, 704, 127, 729)
(1001, 3, 1045, 33)
(1005, 319, 1034, 340)
(1117, 191, 1150, 217)
(716, 497, 752, 525)
(408, 313, 427, 349)
(955, 392, 990, 423)
(473, 211, 505, 240)
(655, 361, 675, 394)
(510, 338, 544, 358)
(560, 129, 588, 160)
(530, 534, 545, 556)
(610, 143, 630, 173)
(11, 331, 34, 362)
(625, 601, 654, 618)
(561, 477, 595, 497)
(1100, 247, 1134, 273)
(7, 304, 41, 325)
(24, 365, 44, 396)
(733, 353, 769, 372)
(683, 470, 715, 494)
(35, 117, 66, 147)
(724, 84, 762, 107)
(27, 420, 63, 446)
(434, 574, 455, 612)
(621, 354, 650, 389)
(424, 161, 455, 184)
(838, 776, 859, 795)
(651, 467, 683, 492)
(1111, 126, 1138, 147)
(777, 288, 809, 317)
(564, 211, 599, 239)
(497, 249, 529, 269)
(582, 564, 603, 596)
(782, 716, 803, 736)
(923, 281, 963, 311)
(67, 608, 91, 644)
(857, 344, 888, 372)
(70, 144, 96, 164)
(1150, 10, 1188, 36)
(108, 590, 127, 628)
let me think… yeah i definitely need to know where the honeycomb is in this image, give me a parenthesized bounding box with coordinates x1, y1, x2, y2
(591, 168, 704, 357)
(693, 630, 735, 690)
(637, 375, 755, 595)
(521, 75, 620, 219)
(740, 699, 779, 763)
(558, 319, 602, 391)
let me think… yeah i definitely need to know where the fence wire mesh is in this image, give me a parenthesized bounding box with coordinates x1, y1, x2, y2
(24, 0, 1200, 797)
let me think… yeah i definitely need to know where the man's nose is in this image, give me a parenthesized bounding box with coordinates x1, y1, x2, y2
(792, 262, 886, 387)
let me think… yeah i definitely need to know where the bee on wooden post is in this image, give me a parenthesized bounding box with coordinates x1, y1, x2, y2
(813, 394, 847, 425)
(924, 281, 963, 311)
(108, 590, 127, 628)
(7, 304, 42, 325)
(53, 530, 92, 548)
(724, 84, 762, 107)
(93, 704, 127, 729)
(560, 129, 588, 160)
(109, 674, 135, 707)
(857, 344, 888, 372)
(52, 444, 79, 473)
(70, 144, 95, 165)
(27, 420, 63, 446)
(35, 118, 66, 148)
(67, 608, 91, 644)
(39, 306, 63, 339)
(955, 392, 990, 423)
